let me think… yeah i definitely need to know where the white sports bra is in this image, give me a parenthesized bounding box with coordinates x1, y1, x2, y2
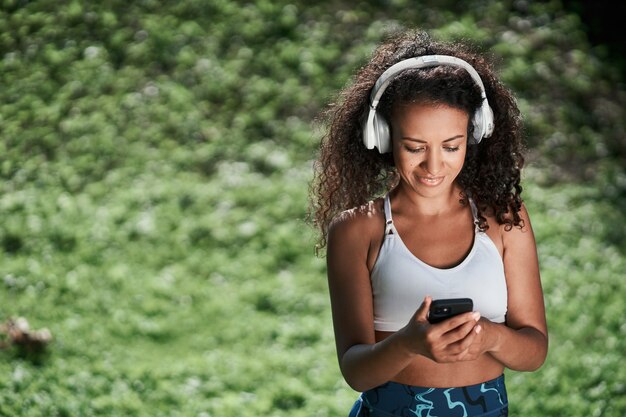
(371, 194, 508, 331)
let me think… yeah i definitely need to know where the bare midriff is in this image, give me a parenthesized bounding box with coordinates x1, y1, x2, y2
(375, 330, 505, 388)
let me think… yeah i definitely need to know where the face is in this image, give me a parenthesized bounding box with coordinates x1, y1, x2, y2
(390, 102, 469, 198)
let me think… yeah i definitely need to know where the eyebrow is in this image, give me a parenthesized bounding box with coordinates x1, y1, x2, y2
(401, 135, 465, 143)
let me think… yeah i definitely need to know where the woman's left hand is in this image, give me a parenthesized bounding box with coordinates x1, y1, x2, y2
(458, 317, 499, 361)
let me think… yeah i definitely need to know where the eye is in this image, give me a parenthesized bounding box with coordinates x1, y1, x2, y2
(444, 146, 460, 152)
(404, 145, 425, 153)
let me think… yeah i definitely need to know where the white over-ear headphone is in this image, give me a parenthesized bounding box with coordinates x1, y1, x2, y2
(362, 55, 494, 153)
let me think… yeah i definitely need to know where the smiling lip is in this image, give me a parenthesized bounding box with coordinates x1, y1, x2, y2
(417, 176, 444, 186)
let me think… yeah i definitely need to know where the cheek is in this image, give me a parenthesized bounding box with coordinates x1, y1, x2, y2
(447, 147, 467, 162)
(394, 154, 418, 171)
(458, 149, 468, 164)
(452, 153, 467, 171)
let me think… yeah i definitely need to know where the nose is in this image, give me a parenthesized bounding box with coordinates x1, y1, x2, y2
(422, 148, 443, 175)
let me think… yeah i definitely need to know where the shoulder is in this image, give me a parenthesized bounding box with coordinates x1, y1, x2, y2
(328, 198, 385, 249)
(480, 202, 535, 254)
(499, 203, 537, 253)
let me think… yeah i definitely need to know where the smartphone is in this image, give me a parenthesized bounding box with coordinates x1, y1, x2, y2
(428, 298, 474, 324)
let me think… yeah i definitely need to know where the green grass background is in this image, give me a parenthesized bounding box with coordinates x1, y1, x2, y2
(1, 0, 625, 416)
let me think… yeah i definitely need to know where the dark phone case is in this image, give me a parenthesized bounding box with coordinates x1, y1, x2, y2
(428, 298, 474, 324)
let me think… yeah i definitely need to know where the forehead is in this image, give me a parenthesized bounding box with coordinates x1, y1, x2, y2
(391, 102, 469, 133)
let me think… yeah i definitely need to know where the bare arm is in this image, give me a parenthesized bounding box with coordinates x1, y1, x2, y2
(474, 205, 548, 371)
(326, 213, 413, 391)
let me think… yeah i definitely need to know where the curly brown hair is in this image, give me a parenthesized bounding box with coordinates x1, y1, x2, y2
(309, 30, 525, 251)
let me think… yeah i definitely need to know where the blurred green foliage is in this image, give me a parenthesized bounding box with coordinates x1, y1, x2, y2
(0, 0, 624, 416)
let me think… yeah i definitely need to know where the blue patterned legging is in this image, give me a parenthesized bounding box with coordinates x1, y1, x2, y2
(349, 374, 508, 417)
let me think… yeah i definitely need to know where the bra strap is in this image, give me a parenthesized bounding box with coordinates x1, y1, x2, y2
(468, 197, 480, 233)
(383, 193, 397, 235)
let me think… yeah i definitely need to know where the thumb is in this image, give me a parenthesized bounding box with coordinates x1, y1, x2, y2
(414, 296, 432, 322)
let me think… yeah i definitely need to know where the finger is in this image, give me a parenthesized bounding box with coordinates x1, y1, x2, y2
(440, 318, 478, 345)
(414, 296, 432, 322)
(429, 310, 478, 341)
(433, 332, 478, 364)
(439, 311, 481, 332)
(449, 327, 479, 356)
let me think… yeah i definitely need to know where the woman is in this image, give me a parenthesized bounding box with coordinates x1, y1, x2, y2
(310, 30, 548, 416)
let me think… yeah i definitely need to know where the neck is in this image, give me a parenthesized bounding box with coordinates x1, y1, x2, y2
(392, 182, 463, 217)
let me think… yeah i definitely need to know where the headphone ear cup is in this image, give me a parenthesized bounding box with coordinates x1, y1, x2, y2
(471, 109, 484, 143)
(482, 101, 494, 138)
(471, 102, 495, 143)
(373, 112, 391, 153)
(362, 110, 377, 150)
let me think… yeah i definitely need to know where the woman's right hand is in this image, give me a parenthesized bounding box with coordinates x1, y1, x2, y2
(399, 296, 482, 363)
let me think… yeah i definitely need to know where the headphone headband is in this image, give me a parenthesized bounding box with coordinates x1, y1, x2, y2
(363, 54, 494, 153)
